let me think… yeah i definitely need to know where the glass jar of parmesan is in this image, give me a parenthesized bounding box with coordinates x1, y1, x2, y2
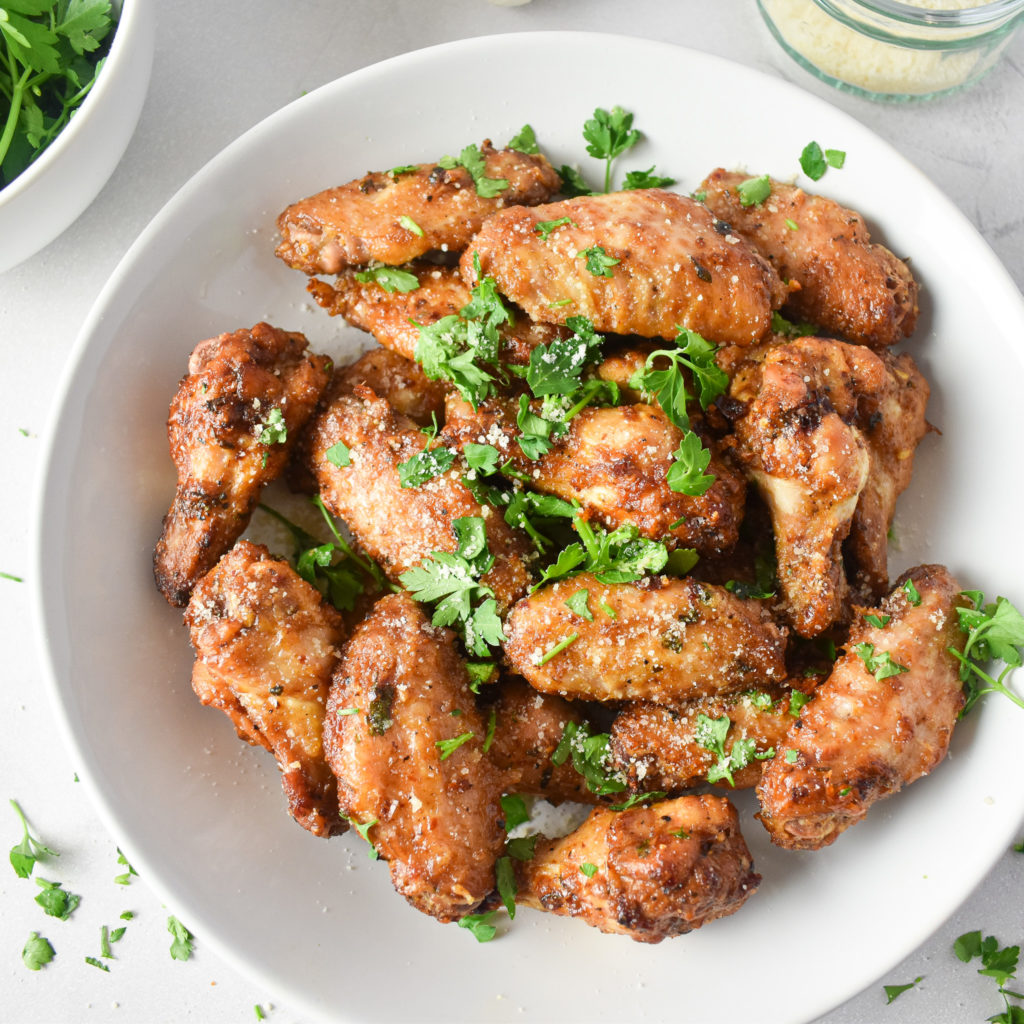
(758, 0, 1024, 100)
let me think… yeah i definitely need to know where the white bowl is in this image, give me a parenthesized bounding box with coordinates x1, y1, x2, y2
(0, 0, 155, 274)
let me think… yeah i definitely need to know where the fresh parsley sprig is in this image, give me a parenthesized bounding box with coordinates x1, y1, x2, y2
(9, 799, 56, 878)
(954, 930, 1024, 1023)
(951, 591, 1024, 715)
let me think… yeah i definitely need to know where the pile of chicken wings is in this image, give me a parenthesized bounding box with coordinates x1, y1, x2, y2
(153, 135, 969, 944)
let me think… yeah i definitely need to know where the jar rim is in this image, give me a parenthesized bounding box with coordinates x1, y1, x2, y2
(819, 0, 1024, 26)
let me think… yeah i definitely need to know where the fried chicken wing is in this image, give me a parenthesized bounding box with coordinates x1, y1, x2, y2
(515, 795, 759, 942)
(154, 323, 332, 606)
(609, 685, 806, 793)
(485, 677, 599, 805)
(308, 263, 569, 368)
(700, 169, 918, 348)
(443, 396, 745, 558)
(503, 573, 789, 704)
(276, 143, 561, 276)
(335, 346, 449, 427)
(756, 564, 967, 851)
(324, 592, 506, 921)
(460, 189, 786, 344)
(729, 339, 873, 636)
(185, 541, 346, 837)
(305, 382, 532, 611)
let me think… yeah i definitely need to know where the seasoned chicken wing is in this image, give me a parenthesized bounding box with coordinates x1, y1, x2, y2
(756, 564, 967, 851)
(700, 169, 918, 348)
(461, 189, 786, 345)
(304, 382, 533, 612)
(335, 346, 448, 427)
(515, 795, 760, 942)
(610, 685, 806, 793)
(154, 323, 332, 606)
(308, 263, 569, 368)
(324, 592, 506, 921)
(443, 396, 746, 558)
(503, 573, 789, 704)
(729, 339, 872, 636)
(185, 541, 346, 837)
(485, 677, 599, 805)
(276, 143, 561, 276)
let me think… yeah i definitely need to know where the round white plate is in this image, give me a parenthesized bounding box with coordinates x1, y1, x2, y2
(33, 32, 1024, 1024)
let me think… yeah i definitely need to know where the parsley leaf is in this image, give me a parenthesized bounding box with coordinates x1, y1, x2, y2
(397, 446, 456, 488)
(440, 144, 508, 198)
(665, 431, 715, 497)
(582, 105, 640, 193)
(325, 440, 351, 467)
(516, 394, 559, 460)
(826, 148, 846, 168)
(694, 714, 772, 786)
(609, 791, 667, 811)
(257, 406, 287, 446)
(523, 315, 604, 398)
(354, 266, 420, 293)
(577, 244, 619, 278)
(113, 846, 137, 886)
(458, 911, 498, 942)
(397, 214, 424, 237)
(9, 799, 56, 879)
(501, 794, 529, 832)
(622, 165, 675, 190)
(853, 642, 909, 681)
(771, 311, 819, 338)
(22, 932, 55, 971)
(902, 578, 922, 605)
(864, 613, 891, 628)
(557, 164, 593, 197)
(507, 123, 538, 154)
(551, 721, 627, 796)
(565, 588, 593, 621)
(34, 878, 80, 920)
(496, 856, 517, 919)
(883, 977, 922, 1004)
(737, 174, 771, 207)
(580, 862, 599, 877)
(535, 216, 575, 240)
(799, 141, 827, 181)
(534, 633, 579, 666)
(167, 915, 194, 961)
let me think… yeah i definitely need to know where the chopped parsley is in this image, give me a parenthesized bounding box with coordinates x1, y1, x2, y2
(853, 642, 908, 681)
(785, 218, 799, 231)
(902, 578, 922, 606)
(784, 748, 799, 764)
(736, 174, 771, 207)
(577, 244, 619, 278)
(350, 817, 380, 859)
(551, 720, 627, 796)
(436, 732, 475, 761)
(85, 954, 109, 972)
(8, 799, 56, 878)
(694, 714, 773, 787)
(565, 588, 593, 621)
(771, 311, 818, 338)
(580, 862, 599, 878)
(883, 977, 923, 1004)
(34, 878, 79, 920)
(623, 165, 676, 190)
(397, 214, 424, 237)
(535, 633, 579, 666)
(496, 856, 517, 919)
(864, 613, 891, 628)
(439, 144, 508, 198)
(167, 915, 194, 961)
(954, 930, 1024, 1022)
(354, 265, 420, 293)
(799, 141, 846, 181)
(397, 446, 457, 488)
(535, 216, 575, 239)
(325, 440, 351, 467)
(507, 123, 539, 155)
(257, 406, 287, 446)
(22, 932, 55, 971)
(459, 911, 498, 942)
(609, 790, 667, 811)
(113, 847, 137, 886)
(788, 690, 810, 717)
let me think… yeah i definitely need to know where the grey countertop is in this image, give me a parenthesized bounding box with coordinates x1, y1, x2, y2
(1, 2, 1022, 1022)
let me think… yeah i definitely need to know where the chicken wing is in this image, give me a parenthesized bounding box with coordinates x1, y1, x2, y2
(154, 323, 332, 606)
(324, 592, 506, 921)
(700, 169, 918, 348)
(484, 677, 599, 805)
(503, 573, 789, 704)
(304, 381, 533, 612)
(308, 263, 569, 368)
(515, 795, 760, 942)
(276, 143, 561, 276)
(609, 685, 806, 793)
(185, 541, 346, 837)
(335, 346, 449, 428)
(756, 564, 967, 851)
(442, 396, 746, 558)
(460, 189, 786, 345)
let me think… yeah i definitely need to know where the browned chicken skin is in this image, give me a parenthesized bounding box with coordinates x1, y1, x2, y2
(154, 323, 332, 606)
(304, 381, 533, 612)
(461, 189, 786, 344)
(324, 592, 506, 921)
(503, 573, 789, 704)
(443, 395, 745, 557)
(335, 345, 449, 427)
(276, 143, 561, 275)
(185, 541, 346, 837)
(515, 795, 760, 942)
(729, 338, 928, 634)
(756, 564, 967, 850)
(485, 677, 599, 805)
(610, 684, 808, 793)
(700, 169, 918, 348)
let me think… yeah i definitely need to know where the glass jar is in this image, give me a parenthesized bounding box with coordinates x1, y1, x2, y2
(758, 0, 1024, 100)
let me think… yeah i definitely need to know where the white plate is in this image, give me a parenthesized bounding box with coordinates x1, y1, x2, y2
(33, 32, 1024, 1024)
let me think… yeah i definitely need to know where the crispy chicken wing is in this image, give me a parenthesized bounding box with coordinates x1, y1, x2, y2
(515, 795, 760, 942)
(154, 323, 332, 606)
(335, 346, 448, 427)
(756, 564, 967, 850)
(276, 143, 561, 276)
(185, 541, 346, 837)
(324, 592, 506, 921)
(609, 685, 807, 794)
(461, 189, 786, 344)
(485, 677, 599, 805)
(503, 573, 789, 704)
(304, 382, 532, 612)
(443, 396, 746, 558)
(700, 169, 918, 348)
(308, 263, 569, 368)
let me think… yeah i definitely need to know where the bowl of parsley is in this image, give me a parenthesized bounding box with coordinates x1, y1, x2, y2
(0, 0, 155, 274)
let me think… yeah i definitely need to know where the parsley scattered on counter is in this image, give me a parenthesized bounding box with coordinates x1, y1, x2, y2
(22, 932, 55, 971)
(954, 931, 1024, 1022)
(883, 976, 922, 1004)
(9, 799, 57, 878)
(167, 915, 194, 961)
(85, 954, 109, 971)
(800, 141, 847, 181)
(353, 266, 420, 294)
